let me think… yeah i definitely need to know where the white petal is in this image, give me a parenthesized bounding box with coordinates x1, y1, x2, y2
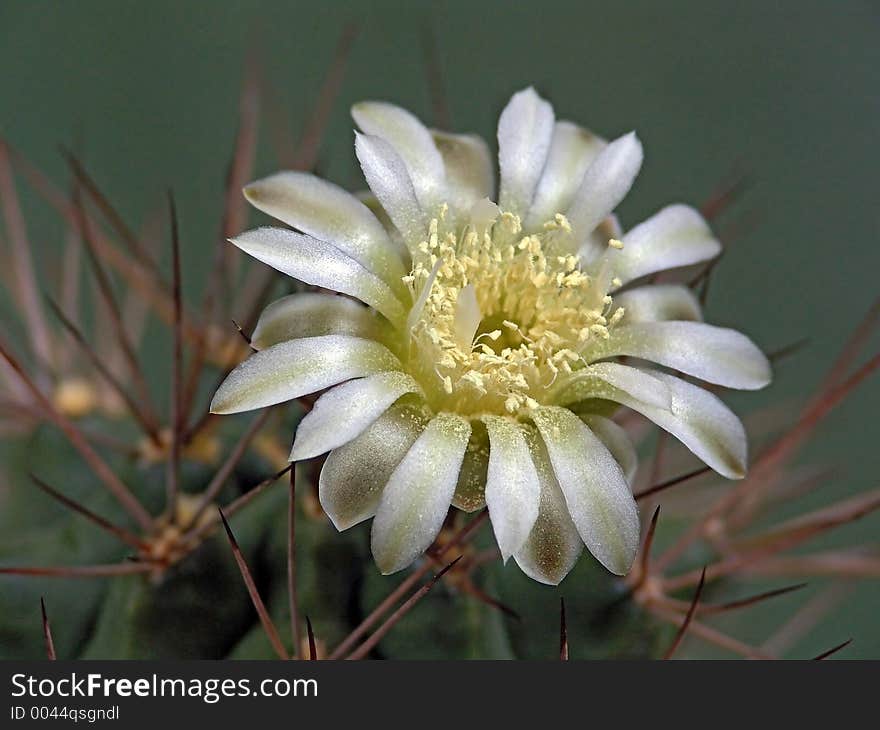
(243, 172, 406, 295)
(319, 403, 428, 530)
(352, 101, 445, 209)
(210, 335, 400, 414)
(581, 414, 638, 486)
(532, 406, 640, 575)
(251, 293, 388, 350)
(371, 413, 471, 574)
(482, 416, 541, 561)
(355, 132, 427, 247)
(558, 361, 672, 410)
(230, 227, 406, 327)
(513, 429, 583, 585)
(613, 204, 721, 287)
(431, 130, 494, 214)
(290, 372, 422, 461)
(567, 132, 643, 252)
(592, 321, 772, 390)
(613, 284, 703, 323)
(497, 87, 555, 215)
(526, 121, 606, 228)
(452, 421, 489, 512)
(581, 370, 748, 479)
(453, 284, 481, 351)
(355, 190, 407, 254)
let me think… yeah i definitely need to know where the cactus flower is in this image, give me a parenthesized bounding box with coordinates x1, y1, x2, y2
(211, 87, 771, 583)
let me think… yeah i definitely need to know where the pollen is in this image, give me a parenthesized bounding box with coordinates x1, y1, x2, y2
(403, 206, 624, 417)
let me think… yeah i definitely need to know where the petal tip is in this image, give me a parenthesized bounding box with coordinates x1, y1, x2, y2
(724, 458, 748, 480)
(208, 390, 229, 415)
(375, 555, 405, 575)
(323, 510, 349, 533)
(289, 436, 327, 463)
(601, 540, 639, 577)
(288, 441, 307, 463)
(515, 85, 540, 100)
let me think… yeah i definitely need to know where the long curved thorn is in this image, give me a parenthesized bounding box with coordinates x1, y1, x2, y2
(288, 468, 303, 659)
(700, 167, 752, 221)
(40, 598, 56, 660)
(698, 583, 808, 615)
(655, 350, 880, 573)
(0, 140, 54, 375)
(655, 609, 777, 660)
(662, 566, 706, 659)
(185, 61, 263, 417)
(820, 294, 880, 393)
(663, 488, 880, 591)
(768, 337, 811, 365)
(632, 505, 662, 591)
(60, 146, 159, 273)
(306, 616, 317, 661)
(0, 336, 153, 531)
(0, 562, 153, 578)
(30, 473, 148, 551)
(762, 583, 853, 656)
(165, 191, 183, 516)
(186, 410, 271, 529)
(185, 464, 293, 544)
(812, 639, 852, 660)
(328, 509, 488, 660)
(634, 466, 711, 502)
(44, 296, 158, 440)
(70, 182, 162, 436)
(559, 597, 568, 660)
(3, 140, 185, 332)
(218, 508, 288, 660)
(346, 556, 463, 661)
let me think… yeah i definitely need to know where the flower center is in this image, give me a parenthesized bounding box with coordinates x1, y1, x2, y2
(402, 203, 624, 417)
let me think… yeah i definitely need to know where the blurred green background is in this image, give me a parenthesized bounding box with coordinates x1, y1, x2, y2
(0, 0, 878, 657)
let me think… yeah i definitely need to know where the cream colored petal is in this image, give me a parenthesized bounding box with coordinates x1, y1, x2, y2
(566, 132, 643, 253)
(355, 190, 409, 260)
(371, 413, 471, 574)
(355, 132, 427, 248)
(497, 87, 555, 215)
(250, 292, 389, 350)
(482, 415, 541, 561)
(319, 403, 428, 531)
(581, 414, 638, 486)
(352, 101, 445, 210)
(532, 406, 640, 575)
(578, 370, 749, 479)
(613, 205, 721, 287)
(209, 335, 400, 415)
(451, 420, 489, 512)
(526, 121, 606, 229)
(513, 427, 583, 585)
(453, 284, 481, 351)
(230, 227, 406, 327)
(290, 372, 422, 461)
(430, 130, 494, 214)
(557, 361, 672, 410)
(591, 321, 772, 390)
(242, 172, 406, 294)
(613, 284, 703, 323)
